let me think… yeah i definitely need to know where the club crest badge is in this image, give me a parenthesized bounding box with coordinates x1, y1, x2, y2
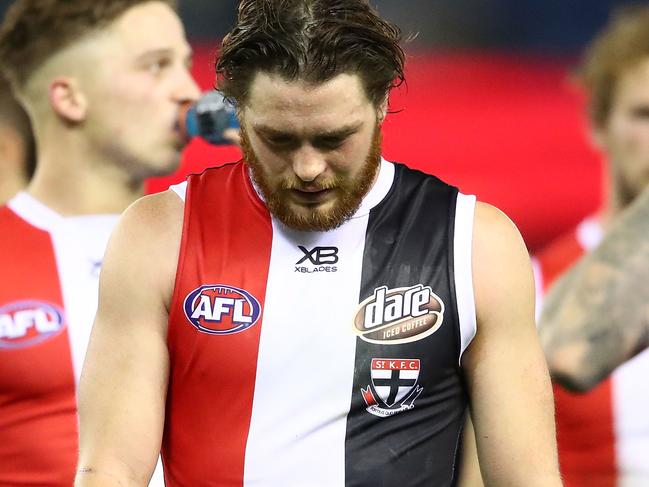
(361, 358, 424, 417)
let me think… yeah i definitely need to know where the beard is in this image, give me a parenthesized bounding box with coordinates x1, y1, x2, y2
(241, 124, 382, 232)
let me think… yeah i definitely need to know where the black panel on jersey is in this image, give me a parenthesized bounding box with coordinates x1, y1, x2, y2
(344, 163, 468, 487)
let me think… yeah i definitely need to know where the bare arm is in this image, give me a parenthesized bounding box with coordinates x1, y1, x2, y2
(457, 415, 484, 487)
(463, 203, 561, 487)
(75, 191, 183, 487)
(539, 187, 649, 392)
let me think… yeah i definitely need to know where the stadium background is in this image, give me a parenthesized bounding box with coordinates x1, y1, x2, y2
(1, 0, 643, 251)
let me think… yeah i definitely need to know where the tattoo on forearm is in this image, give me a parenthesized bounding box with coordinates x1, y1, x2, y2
(540, 188, 649, 385)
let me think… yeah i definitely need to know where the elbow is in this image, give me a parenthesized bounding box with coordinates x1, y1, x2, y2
(546, 353, 605, 393)
(550, 369, 603, 393)
(541, 335, 607, 393)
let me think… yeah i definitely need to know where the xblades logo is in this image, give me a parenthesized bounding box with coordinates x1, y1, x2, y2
(296, 246, 339, 265)
(295, 246, 339, 274)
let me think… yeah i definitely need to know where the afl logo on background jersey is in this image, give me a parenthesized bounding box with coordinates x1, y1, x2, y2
(184, 284, 261, 335)
(353, 284, 444, 345)
(0, 301, 66, 349)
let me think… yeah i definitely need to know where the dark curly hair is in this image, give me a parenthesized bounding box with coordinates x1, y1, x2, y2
(216, 0, 405, 108)
(0, 0, 177, 88)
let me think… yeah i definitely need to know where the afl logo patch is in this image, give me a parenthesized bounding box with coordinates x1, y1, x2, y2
(0, 300, 66, 349)
(353, 284, 444, 345)
(184, 284, 261, 335)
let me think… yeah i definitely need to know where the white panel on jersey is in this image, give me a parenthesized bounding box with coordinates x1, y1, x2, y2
(454, 193, 477, 363)
(530, 257, 544, 323)
(613, 348, 649, 486)
(51, 215, 119, 382)
(576, 216, 604, 251)
(169, 181, 187, 202)
(243, 160, 395, 486)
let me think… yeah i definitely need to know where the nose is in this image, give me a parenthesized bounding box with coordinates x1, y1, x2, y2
(173, 66, 201, 104)
(292, 144, 327, 183)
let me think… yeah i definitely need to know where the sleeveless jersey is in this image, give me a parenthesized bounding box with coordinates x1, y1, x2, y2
(534, 218, 649, 487)
(0, 194, 166, 487)
(0, 193, 118, 486)
(164, 159, 477, 486)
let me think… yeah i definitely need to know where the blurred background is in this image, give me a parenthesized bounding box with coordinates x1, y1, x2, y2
(1, 0, 644, 250)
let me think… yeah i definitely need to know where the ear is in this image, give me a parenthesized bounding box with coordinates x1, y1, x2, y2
(48, 77, 87, 123)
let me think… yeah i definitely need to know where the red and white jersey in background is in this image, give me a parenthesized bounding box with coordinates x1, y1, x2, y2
(0, 193, 117, 485)
(534, 218, 649, 487)
(0, 193, 165, 487)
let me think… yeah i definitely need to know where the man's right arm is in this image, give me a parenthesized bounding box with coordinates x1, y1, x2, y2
(75, 191, 184, 486)
(539, 185, 649, 392)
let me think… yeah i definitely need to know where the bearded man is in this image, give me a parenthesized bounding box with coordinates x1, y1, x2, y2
(76, 1, 562, 486)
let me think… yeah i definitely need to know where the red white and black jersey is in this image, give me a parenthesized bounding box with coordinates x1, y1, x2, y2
(534, 218, 649, 487)
(164, 159, 477, 486)
(0, 194, 118, 486)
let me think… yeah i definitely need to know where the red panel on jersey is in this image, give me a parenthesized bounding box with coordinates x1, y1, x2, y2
(536, 231, 615, 487)
(0, 206, 77, 486)
(163, 163, 273, 486)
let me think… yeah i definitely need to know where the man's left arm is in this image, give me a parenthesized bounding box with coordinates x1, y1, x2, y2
(462, 202, 561, 486)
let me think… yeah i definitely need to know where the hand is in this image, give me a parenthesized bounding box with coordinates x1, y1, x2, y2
(180, 90, 241, 146)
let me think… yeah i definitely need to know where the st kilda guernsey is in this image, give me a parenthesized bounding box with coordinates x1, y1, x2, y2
(163, 158, 477, 487)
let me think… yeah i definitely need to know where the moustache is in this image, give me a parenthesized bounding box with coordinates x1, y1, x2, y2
(279, 179, 342, 192)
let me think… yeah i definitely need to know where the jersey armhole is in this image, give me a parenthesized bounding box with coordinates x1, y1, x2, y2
(169, 181, 188, 202)
(531, 257, 544, 324)
(166, 179, 192, 337)
(454, 193, 477, 365)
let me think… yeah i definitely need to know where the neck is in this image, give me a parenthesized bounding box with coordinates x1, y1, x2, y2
(0, 168, 28, 204)
(27, 130, 145, 216)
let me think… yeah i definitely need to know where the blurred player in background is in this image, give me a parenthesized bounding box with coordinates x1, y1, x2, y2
(76, 1, 560, 486)
(0, 1, 199, 485)
(0, 74, 35, 203)
(538, 6, 649, 486)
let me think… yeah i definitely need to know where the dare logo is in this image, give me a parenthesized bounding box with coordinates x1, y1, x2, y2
(183, 284, 261, 335)
(353, 285, 444, 345)
(0, 301, 66, 349)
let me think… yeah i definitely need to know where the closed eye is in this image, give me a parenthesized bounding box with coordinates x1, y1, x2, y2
(313, 136, 346, 150)
(264, 134, 299, 150)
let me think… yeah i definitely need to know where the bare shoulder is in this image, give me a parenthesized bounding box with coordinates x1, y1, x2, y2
(473, 201, 526, 251)
(101, 189, 185, 309)
(472, 201, 531, 279)
(114, 189, 184, 241)
(471, 202, 534, 323)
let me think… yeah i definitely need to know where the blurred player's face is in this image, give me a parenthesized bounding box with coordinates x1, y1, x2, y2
(81, 2, 199, 178)
(599, 57, 649, 207)
(239, 73, 384, 231)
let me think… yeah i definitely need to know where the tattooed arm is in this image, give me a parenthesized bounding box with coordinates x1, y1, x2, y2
(539, 186, 649, 392)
